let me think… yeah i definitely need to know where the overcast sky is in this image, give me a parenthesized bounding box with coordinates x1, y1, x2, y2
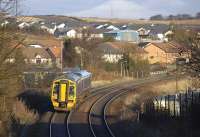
(22, 0, 200, 19)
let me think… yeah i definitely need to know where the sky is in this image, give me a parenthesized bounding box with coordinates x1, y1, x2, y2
(22, 0, 200, 19)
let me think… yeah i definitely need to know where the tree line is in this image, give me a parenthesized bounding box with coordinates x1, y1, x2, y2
(150, 12, 200, 20)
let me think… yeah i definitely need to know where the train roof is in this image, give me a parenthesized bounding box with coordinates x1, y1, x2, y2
(55, 69, 92, 82)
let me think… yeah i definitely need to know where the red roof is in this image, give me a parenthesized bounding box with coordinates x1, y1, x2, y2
(49, 46, 61, 58)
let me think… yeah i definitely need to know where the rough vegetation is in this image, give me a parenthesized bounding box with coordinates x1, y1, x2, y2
(107, 78, 196, 137)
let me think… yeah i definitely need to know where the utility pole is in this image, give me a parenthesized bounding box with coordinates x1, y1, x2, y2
(61, 40, 63, 72)
(176, 59, 178, 92)
(120, 61, 123, 77)
(15, 0, 18, 16)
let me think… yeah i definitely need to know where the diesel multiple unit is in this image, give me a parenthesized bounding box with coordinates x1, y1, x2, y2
(51, 69, 92, 111)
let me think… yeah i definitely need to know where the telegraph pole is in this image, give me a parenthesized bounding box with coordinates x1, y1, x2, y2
(61, 40, 63, 72)
(15, 0, 18, 16)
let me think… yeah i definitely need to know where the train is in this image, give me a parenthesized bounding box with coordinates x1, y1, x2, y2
(51, 68, 92, 111)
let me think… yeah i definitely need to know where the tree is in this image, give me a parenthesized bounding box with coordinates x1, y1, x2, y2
(0, 1, 25, 136)
(150, 14, 164, 20)
(63, 38, 78, 68)
(0, 0, 21, 16)
(196, 12, 200, 19)
(173, 29, 200, 80)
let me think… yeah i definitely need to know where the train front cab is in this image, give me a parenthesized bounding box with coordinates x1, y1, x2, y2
(51, 79, 76, 111)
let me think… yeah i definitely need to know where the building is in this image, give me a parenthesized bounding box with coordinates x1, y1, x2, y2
(22, 47, 54, 67)
(106, 25, 119, 30)
(47, 46, 62, 68)
(104, 30, 140, 43)
(18, 22, 30, 29)
(137, 27, 150, 42)
(149, 26, 171, 42)
(144, 42, 189, 64)
(97, 42, 147, 63)
(83, 28, 109, 39)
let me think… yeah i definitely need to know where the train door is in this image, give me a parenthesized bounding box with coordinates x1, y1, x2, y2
(58, 82, 68, 108)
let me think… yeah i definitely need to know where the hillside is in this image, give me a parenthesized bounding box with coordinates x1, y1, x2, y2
(80, 17, 200, 25)
(17, 15, 90, 28)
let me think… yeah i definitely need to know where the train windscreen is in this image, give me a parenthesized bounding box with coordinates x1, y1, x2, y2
(69, 86, 75, 98)
(53, 82, 60, 96)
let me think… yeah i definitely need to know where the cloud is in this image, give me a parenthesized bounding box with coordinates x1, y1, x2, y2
(23, 0, 200, 19)
(69, 0, 144, 19)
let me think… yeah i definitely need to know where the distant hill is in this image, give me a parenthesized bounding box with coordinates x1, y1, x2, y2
(80, 17, 200, 25)
(17, 15, 90, 28)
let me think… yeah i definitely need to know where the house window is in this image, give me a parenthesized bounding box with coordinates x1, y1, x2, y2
(150, 56, 154, 59)
(36, 58, 41, 64)
(35, 55, 42, 64)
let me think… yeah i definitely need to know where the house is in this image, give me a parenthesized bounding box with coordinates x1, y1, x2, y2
(18, 22, 30, 29)
(149, 25, 171, 42)
(137, 27, 150, 42)
(82, 28, 109, 38)
(47, 46, 61, 68)
(104, 30, 140, 43)
(22, 47, 54, 67)
(66, 29, 78, 38)
(106, 25, 119, 30)
(57, 23, 66, 29)
(97, 42, 147, 63)
(96, 24, 108, 29)
(121, 25, 128, 30)
(143, 42, 189, 64)
(1, 20, 9, 27)
(54, 28, 82, 38)
(97, 42, 123, 63)
(137, 27, 150, 36)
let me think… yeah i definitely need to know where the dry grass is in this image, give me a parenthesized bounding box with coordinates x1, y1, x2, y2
(106, 77, 194, 137)
(13, 100, 38, 124)
(152, 78, 190, 94)
(17, 16, 43, 23)
(81, 17, 200, 25)
(23, 33, 61, 47)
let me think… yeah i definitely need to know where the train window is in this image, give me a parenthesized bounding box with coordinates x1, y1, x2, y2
(53, 84, 60, 95)
(69, 86, 75, 97)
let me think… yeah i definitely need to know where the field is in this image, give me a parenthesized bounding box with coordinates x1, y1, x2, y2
(23, 33, 61, 47)
(17, 15, 200, 25)
(80, 17, 200, 25)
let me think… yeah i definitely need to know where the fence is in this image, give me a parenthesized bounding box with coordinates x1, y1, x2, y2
(113, 71, 150, 78)
(0, 96, 15, 120)
(141, 90, 200, 123)
(23, 71, 57, 88)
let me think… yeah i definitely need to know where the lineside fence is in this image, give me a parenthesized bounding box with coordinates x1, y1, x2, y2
(141, 90, 200, 126)
(113, 70, 167, 78)
(0, 96, 15, 120)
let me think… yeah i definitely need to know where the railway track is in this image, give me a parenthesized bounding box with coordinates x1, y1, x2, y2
(49, 112, 69, 137)
(89, 88, 130, 137)
(49, 75, 174, 137)
(49, 83, 123, 137)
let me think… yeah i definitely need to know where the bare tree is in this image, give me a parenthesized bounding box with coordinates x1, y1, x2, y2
(174, 29, 200, 80)
(0, 1, 26, 136)
(0, 0, 20, 16)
